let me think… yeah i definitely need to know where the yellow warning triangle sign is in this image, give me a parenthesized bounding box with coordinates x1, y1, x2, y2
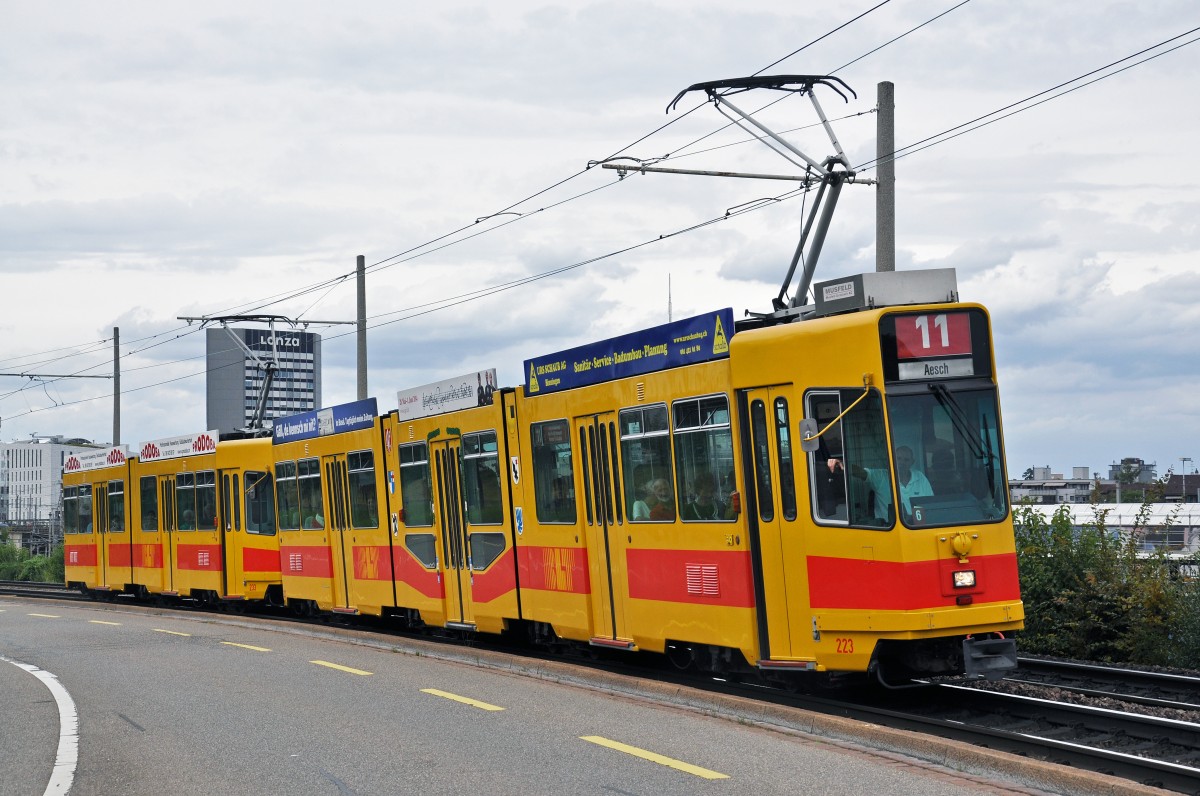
(712, 315, 729, 355)
(528, 362, 540, 394)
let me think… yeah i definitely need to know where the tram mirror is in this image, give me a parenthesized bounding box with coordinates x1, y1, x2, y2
(799, 418, 820, 453)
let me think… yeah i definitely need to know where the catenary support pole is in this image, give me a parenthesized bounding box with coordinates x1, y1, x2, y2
(357, 255, 367, 400)
(876, 81, 895, 273)
(112, 327, 120, 444)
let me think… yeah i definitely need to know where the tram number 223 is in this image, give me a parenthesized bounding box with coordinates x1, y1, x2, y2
(835, 637, 855, 654)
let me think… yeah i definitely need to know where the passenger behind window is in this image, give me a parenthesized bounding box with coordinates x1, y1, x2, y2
(633, 478, 675, 521)
(681, 474, 734, 521)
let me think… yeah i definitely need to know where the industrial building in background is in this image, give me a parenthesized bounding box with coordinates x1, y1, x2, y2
(205, 327, 322, 434)
(0, 435, 91, 554)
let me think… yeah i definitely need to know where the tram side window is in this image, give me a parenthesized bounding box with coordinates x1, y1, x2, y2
(196, 471, 217, 530)
(297, 458, 324, 529)
(399, 443, 433, 527)
(621, 404, 675, 522)
(672, 395, 735, 523)
(774, 398, 797, 522)
(176, 473, 196, 530)
(347, 450, 378, 529)
(245, 471, 277, 535)
(63, 487, 79, 534)
(140, 475, 158, 531)
(805, 389, 893, 528)
(531, 420, 575, 523)
(275, 461, 300, 531)
(107, 480, 125, 533)
(462, 431, 502, 525)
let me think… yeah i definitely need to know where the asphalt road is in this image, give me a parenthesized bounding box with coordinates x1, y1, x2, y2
(0, 598, 1140, 796)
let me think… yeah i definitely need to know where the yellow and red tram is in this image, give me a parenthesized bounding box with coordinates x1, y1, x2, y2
(64, 268, 1021, 684)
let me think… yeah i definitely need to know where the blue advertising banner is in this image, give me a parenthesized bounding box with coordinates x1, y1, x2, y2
(272, 397, 378, 444)
(524, 308, 734, 396)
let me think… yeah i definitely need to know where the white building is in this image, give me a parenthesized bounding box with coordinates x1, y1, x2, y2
(1, 435, 93, 553)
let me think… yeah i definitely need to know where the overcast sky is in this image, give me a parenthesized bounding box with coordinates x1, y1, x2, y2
(2, 1, 1198, 480)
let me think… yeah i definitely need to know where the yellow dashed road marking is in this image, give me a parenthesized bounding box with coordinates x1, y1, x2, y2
(311, 660, 372, 676)
(28, 613, 60, 619)
(581, 736, 729, 780)
(421, 688, 505, 711)
(154, 629, 191, 637)
(221, 641, 271, 652)
(89, 620, 121, 626)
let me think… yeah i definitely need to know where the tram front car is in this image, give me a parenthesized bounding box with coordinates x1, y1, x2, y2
(734, 270, 1022, 686)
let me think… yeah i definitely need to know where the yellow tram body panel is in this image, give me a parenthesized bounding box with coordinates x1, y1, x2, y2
(272, 402, 393, 616)
(213, 437, 281, 601)
(62, 448, 132, 592)
(514, 355, 762, 663)
(136, 445, 223, 598)
(385, 396, 521, 635)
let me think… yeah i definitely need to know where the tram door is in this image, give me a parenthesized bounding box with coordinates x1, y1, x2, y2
(160, 477, 177, 593)
(322, 454, 354, 611)
(431, 439, 474, 628)
(576, 413, 631, 646)
(743, 388, 809, 661)
(99, 480, 132, 591)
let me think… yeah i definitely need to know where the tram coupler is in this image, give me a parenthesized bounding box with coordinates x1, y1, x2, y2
(963, 635, 1018, 680)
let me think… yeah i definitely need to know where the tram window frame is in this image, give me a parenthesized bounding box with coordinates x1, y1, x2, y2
(398, 442, 433, 528)
(244, 471, 277, 535)
(774, 397, 798, 521)
(347, 449, 379, 529)
(79, 489, 93, 534)
(63, 486, 80, 534)
(672, 394, 736, 523)
(275, 461, 300, 531)
(804, 388, 893, 530)
(297, 458, 324, 530)
(531, 420, 576, 524)
(195, 471, 217, 531)
(621, 404, 676, 523)
(750, 400, 774, 523)
(405, 533, 438, 569)
(139, 475, 159, 532)
(106, 480, 126, 533)
(461, 431, 503, 526)
(470, 532, 506, 570)
(176, 472, 196, 530)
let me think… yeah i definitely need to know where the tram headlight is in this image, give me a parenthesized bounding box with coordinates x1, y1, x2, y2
(953, 569, 976, 589)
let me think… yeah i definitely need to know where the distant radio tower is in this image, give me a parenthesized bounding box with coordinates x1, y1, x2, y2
(668, 273, 673, 322)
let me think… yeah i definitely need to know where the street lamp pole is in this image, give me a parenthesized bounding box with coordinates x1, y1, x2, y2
(1182, 457, 1193, 504)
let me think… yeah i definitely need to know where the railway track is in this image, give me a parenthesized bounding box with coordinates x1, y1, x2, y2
(5, 586, 1200, 792)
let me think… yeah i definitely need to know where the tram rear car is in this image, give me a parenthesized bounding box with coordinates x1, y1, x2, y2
(63, 446, 132, 596)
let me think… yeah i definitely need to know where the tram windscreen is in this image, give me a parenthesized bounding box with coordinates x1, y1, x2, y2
(885, 385, 1007, 527)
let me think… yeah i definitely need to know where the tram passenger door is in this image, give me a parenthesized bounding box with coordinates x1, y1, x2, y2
(576, 413, 630, 646)
(160, 478, 177, 593)
(431, 439, 473, 628)
(100, 480, 132, 591)
(91, 485, 110, 588)
(742, 388, 809, 661)
(322, 455, 354, 611)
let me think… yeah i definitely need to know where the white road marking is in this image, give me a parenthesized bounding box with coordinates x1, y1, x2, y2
(2, 655, 79, 795)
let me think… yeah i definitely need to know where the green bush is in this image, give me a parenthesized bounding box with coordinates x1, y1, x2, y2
(0, 535, 66, 583)
(1014, 499, 1200, 667)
